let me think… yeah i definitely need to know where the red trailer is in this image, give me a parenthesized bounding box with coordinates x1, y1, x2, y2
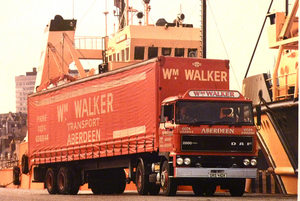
(24, 56, 257, 196)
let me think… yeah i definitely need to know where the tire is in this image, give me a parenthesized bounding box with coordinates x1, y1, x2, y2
(99, 185, 115, 194)
(13, 166, 21, 185)
(21, 154, 29, 174)
(161, 161, 177, 196)
(90, 168, 126, 195)
(45, 168, 58, 194)
(136, 161, 150, 195)
(192, 184, 204, 196)
(204, 184, 216, 196)
(148, 183, 160, 195)
(229, 178, 245, 197)
(91, 186, 102, 195)
(69, 168, 81, 195)
(114, 168, 126, 194)
(57, 167, 73, 194)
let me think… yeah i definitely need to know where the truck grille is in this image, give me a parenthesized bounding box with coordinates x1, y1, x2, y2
(181, 135, 253, 152)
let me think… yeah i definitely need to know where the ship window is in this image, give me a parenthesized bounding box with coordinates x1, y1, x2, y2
(109, 55, 112, 61)
(117, 53, 120, 61)
(175, 48, 184, 57)
(113, 53, 116, 61)
(162, 47, 171, 56)
(134, 46, 145, 60)
(148, 47, 158, 59)
(188, 48, 197, 57)
(125, 47, 129, 61)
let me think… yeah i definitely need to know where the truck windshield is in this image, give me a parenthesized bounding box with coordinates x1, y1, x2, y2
(176, 101, 254, 125)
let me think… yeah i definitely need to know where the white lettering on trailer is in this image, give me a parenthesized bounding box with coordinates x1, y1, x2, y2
(67, 129, 101, 145)
(74, 93, 113, 118)
(36, 114, 49, 142)
(36, 134, 49, 142)
(67, 118, 101, 131)
(34, 72, 146, 106)
(57, 103, 68, 122)
(37, 114, 47, 122)
(184, 70, 228, 82)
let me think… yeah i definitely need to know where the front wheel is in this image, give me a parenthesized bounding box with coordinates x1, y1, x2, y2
(204, 184, 216, 196)
(229, 178, 245, 197)
(161, 161, 177, 196)
(192, 184, 204, 196)
(148, 183, 161, 195)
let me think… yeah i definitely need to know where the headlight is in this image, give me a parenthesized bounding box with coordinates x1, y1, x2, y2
(243, 158, 250, 166)
(184, 158, 191, 165)
(176, 157, 183, 165)
(251, 159, 257, 166)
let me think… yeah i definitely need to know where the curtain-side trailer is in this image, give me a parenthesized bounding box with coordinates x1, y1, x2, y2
(23, 56, 257, 196)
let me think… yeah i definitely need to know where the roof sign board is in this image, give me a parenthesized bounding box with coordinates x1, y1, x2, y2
(188, 90, 240, 98)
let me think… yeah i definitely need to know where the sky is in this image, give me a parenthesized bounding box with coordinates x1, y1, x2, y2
(0, 0, 292, 113)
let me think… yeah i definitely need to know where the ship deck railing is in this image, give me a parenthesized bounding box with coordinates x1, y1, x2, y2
(74, 36, 104, 50)
(267, 71, 298, 101)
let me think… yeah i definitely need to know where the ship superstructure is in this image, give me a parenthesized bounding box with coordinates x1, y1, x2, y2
(243, 0, 298, 194)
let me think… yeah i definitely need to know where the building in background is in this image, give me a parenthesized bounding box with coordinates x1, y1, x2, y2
(15, 68, 85, 113)
(15, 68, 37, 113)
(0, 68, 86, 168)
(0, 112, 27, 168)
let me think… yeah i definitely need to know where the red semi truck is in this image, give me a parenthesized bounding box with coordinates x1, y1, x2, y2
(24, 56, 258, 196)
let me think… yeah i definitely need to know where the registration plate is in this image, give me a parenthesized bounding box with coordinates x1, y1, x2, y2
(209, 170, 227, 178)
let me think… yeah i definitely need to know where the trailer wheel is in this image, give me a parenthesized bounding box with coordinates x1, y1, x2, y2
(13, 166, 21, 185)
(136, 161, 150, 195)
(229, 178, 245, 197)
(114, 168, 126, 194)
(57, 167, 74, 194)
(70, 168, 81, 195)
(161, 161, 177, 196)
(45, 168, 58, 194)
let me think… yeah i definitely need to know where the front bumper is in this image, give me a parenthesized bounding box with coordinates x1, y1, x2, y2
(174, 167, 257, 178)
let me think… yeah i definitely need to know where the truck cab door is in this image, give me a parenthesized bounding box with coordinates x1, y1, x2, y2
(159, 104, 175, 151)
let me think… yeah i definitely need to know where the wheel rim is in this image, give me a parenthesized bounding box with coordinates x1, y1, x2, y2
(137, 168, 142, 189)
(46, 173, 53, 189)
(161, 170, 167, 188)
(58, 172, 65, 190)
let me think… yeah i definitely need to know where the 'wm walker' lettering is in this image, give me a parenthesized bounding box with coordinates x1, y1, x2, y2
(74, 93, 113, 118)
(185, 70, 228, 82)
